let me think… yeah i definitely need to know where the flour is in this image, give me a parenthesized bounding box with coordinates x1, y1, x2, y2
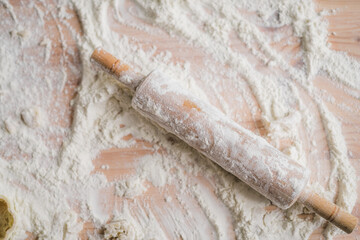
(116, 177, 147, 198)
(0, 0, 358, 239)
(20, 107, 47, 128)
(104, 220, 139, 240)
(39, 37, 52, 63)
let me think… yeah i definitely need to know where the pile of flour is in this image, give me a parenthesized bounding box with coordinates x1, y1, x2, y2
(0, 0, 359, 239)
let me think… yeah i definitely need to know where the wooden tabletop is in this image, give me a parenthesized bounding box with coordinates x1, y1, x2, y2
(1, 0, 360, 239)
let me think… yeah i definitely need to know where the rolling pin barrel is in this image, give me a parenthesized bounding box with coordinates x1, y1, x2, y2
(90, 48, 358, 234)
(132, 70, 309, 208)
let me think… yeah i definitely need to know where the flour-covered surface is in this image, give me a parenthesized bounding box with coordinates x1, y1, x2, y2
(0, 0, 359, 239)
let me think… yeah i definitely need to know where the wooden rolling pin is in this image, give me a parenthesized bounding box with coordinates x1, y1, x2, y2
(90, 48, 358, 234)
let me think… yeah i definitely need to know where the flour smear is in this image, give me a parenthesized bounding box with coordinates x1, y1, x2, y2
(0, 0, 359, 239)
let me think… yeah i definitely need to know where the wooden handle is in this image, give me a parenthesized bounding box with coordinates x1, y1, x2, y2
(299, 190, 358, 233)
(90, 47, 144, 91)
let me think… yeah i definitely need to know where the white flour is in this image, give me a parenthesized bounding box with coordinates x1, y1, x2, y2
(0, 0, 359, 239)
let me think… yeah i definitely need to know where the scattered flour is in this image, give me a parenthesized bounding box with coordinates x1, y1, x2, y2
(116, 177, 147, 199)
(0, 0, 359, 239)
(104, 220, 139, 240)
(20, 107, 47, 128)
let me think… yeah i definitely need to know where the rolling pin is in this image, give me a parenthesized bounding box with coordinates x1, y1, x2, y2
(90, 48, 358, 234)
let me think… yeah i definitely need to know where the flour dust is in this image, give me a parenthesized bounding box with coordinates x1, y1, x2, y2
(0, 0, 359, 239)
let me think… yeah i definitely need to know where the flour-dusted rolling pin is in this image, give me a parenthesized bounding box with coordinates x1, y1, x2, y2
(90, 48, 358, 233)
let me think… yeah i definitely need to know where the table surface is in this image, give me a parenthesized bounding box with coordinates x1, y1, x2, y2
(2, 0, 360, 239)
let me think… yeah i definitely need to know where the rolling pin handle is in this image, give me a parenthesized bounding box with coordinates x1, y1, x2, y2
(90, 47, 145, 91)
(299, 190, 358, 234)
